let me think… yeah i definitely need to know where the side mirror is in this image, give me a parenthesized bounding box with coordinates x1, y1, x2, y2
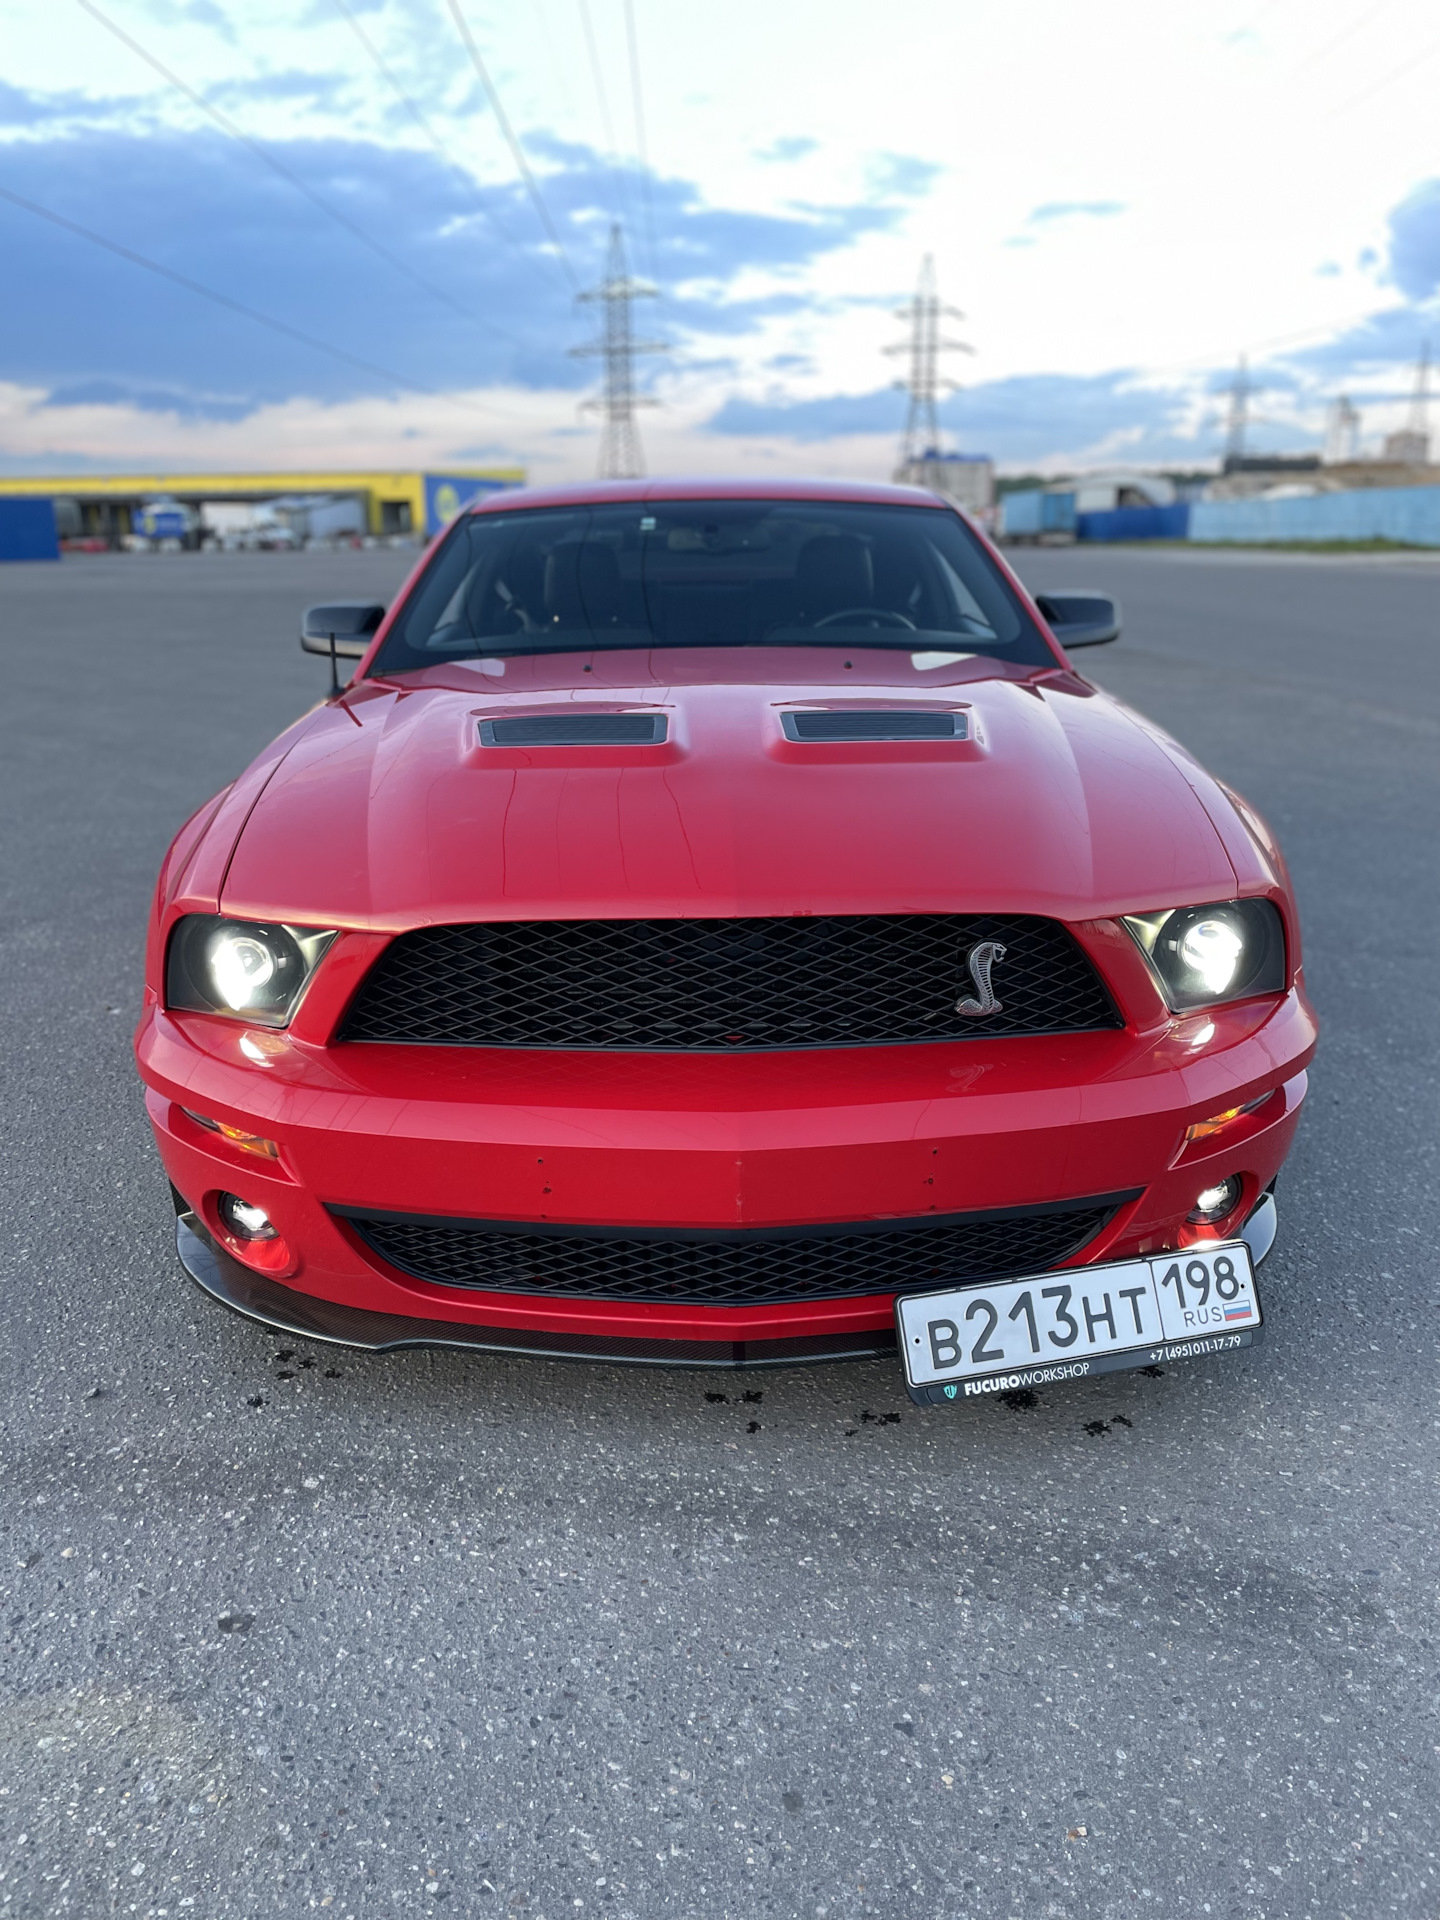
(300, 602, 386, 660)
(1036, 592, 1121, 648)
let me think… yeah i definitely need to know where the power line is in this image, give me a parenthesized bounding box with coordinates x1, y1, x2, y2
(1139, 299, 1415, 383)
(622, 0, 658, 281)
(1, 183, 436, 391)
(442, 0, 581, 292)
(572, 223, 665, 477)
(576, 0, 633, 234)
(75, 0, 519, 348)
(1291, 0, 1400, 76)
(576, 1, 618, 160)
(327, 0, 549, 296)
(1322, 26, 1440, 119)
(0, 180, 529, 421)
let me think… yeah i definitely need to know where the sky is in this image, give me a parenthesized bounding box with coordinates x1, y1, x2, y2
(0, 0, 1437, 483)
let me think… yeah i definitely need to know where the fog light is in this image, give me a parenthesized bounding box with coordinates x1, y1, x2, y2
(218, 1192, 276, 1240)
(214, 1192, 293, 1275)
(1187, 1176, 1242, 1225)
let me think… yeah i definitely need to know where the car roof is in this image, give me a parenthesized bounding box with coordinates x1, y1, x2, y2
(466, 476, 954, 515)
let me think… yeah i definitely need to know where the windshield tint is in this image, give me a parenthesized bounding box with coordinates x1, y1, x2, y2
(372, 499, 1052, 670)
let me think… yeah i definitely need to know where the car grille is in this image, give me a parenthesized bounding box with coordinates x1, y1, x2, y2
(338, 1197, 1127, 1308)
(339, 914, 1121, 1050)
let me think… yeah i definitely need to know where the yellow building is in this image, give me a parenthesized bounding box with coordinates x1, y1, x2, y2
(0, 466, 524, 541)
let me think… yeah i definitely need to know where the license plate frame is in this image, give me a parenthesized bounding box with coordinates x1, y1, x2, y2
(895, 1239, 1263, 1406)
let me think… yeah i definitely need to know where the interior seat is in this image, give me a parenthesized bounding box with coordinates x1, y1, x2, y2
(793, 534, 875, 623)
(492, 542, 547, 632)
(546, 542, 627, 628)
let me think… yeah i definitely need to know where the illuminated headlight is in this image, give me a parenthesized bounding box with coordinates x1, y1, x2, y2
(1123, 899, 1285, 1011)
(166, 916, 337, 1027)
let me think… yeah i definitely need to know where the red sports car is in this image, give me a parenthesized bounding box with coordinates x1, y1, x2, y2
(136, 480, 1315, 1403)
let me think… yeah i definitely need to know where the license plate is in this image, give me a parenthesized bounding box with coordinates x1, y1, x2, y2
(896, 1240, 1262, 1406)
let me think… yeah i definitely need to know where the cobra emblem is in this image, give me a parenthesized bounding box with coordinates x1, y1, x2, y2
(955, 940, 1006, 1017)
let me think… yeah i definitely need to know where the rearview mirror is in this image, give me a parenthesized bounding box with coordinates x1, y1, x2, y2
(1035, 592, 1121, 648)
(300, 602, 386, 660)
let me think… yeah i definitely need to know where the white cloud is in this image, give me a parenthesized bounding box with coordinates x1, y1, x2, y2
(0, 0, 1438, 473)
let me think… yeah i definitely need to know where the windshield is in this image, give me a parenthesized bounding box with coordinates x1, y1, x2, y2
(371, 499, 1054, 671)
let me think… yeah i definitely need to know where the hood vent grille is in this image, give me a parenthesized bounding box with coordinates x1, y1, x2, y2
(783, 710, 966, 742)
(480, 713, 667, 746)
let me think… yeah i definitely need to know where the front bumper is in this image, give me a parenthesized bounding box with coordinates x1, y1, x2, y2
(138, 981, 1315, 1363)
(174, 1187, 1284, 1367)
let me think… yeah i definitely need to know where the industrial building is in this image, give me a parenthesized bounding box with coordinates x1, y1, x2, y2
(0, 466, 523, 549)
(894, 451, 995, 518)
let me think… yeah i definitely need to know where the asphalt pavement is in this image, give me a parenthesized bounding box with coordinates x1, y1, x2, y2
(2, 542, 1438, 1920)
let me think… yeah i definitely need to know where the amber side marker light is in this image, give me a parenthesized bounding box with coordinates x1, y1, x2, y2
(1183, 1092, 1272, 1147)
(182, 1108, 279, 1160)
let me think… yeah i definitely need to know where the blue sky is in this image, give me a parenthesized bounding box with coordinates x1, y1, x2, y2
(0, 0, 1437, 480)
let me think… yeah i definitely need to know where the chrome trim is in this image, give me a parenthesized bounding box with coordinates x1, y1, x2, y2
(1239, 1190, 1278, 1266)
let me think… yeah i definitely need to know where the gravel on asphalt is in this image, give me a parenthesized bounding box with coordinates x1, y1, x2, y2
(1, 544, 1437, 1920)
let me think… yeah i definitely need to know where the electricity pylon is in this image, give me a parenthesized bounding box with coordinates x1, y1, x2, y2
(1407, 340, 1432, 441)
(1224, 353, 1250, 464)
(885, 255, 972, 468)
(572, 223, 666, 479)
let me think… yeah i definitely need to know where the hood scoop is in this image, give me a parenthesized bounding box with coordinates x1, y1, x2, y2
(782, 709, 967, 743)
(479, 712, 667, 747)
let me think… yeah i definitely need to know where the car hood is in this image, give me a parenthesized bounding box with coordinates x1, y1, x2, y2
(218, 653, 1239, 927)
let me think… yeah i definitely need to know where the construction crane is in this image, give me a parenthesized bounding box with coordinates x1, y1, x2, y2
(572, 224, 666, 480)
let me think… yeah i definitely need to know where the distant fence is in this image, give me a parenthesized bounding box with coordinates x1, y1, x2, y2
(1190, 485, 1440, 548)
(1000, 494, 1192, 541)
(0, 498, 59, 563)
(1076, 503, 1190, 542)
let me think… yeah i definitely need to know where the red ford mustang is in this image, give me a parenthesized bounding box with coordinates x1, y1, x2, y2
(136, 479, 1315, 1402)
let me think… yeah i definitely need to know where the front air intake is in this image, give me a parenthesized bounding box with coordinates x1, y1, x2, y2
(338, 913, 1123, 1050)
(479, 713, 667, 746)
(782, 710, 966, 742)
(338, 1195, 1132, 1307)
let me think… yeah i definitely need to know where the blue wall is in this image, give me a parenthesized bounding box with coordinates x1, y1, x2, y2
(0, 497, 59, 562)
(1190, 485, 1440, 547)
(1076, 503, 1190, 542)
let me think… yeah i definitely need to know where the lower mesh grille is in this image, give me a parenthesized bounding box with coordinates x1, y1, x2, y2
(338, 1198, 1128, 1308)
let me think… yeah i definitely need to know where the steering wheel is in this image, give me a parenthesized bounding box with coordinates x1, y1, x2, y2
(811, 607, 917, 631)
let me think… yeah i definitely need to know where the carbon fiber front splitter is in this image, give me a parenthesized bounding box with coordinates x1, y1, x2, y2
(173, 1212, 898, 1369)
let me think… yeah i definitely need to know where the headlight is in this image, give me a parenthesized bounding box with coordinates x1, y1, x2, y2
(1122, 899, 1285, 1010)
(166, 916, 337, 1027)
